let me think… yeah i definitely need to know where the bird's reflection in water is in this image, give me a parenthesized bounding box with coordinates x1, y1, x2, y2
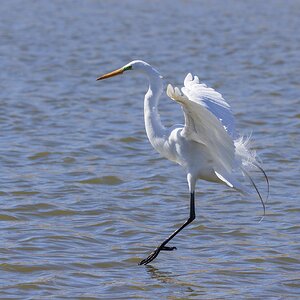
(146, 265, 176, 284)
(145, 265, 200, 295)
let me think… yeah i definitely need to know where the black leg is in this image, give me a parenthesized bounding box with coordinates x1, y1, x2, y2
(139, 192, 195, 265)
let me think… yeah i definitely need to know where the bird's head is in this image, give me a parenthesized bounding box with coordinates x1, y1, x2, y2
(96, 60, 162, 81)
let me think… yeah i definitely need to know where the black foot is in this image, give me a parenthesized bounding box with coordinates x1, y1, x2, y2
(139, 246, 177, 265)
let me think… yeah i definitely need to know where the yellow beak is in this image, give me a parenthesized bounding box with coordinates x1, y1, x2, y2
(96, 68, 124, 80)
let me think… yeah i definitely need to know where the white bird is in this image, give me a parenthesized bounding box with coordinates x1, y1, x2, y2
(97, 60, 268, 265)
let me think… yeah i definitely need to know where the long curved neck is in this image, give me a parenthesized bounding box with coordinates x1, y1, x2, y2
(144, 74, 166, 150)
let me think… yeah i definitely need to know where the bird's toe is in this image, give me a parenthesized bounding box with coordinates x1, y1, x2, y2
(139, 248, 160, 265)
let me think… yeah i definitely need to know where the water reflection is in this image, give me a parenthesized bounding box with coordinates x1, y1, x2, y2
(146, 265, 178, 284)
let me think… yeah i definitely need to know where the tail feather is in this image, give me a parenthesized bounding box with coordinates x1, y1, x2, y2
(235, 135, 269, 222)
(234, 135, 257, 168)
(214, 169, 252, 195)
(241, 167, 266, 223)
(252, 162, 270, 204)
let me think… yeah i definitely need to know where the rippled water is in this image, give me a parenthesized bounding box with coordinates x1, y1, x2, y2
(1, 0, 300, 298)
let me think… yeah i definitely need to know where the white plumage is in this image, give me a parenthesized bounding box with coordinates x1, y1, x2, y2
(166, 72, 256, 193)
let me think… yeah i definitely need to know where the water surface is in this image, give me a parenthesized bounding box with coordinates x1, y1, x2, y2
(0, 0, 300, 299)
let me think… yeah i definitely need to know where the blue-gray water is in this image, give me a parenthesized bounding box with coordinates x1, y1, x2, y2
(1, 0, 300, 299)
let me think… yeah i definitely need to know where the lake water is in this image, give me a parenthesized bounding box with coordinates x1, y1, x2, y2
(1, 0, 300, 299)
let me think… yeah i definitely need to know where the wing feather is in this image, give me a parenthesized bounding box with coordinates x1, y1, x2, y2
(167, 75, 236, 173)
(183, 73, 236, 137)
(167, 74, 267, 202)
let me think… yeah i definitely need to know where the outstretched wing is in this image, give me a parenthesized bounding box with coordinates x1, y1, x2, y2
(166, 73, 236, 173)
(183, 73, 236, 137)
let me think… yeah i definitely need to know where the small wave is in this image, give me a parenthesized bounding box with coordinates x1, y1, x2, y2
(78, 176, 123, 185)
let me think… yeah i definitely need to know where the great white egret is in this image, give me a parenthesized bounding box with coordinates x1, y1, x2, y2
(97, 60, 268, 265)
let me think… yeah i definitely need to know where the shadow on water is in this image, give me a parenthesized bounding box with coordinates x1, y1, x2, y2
(146, 265, 179, 284)
(145, 265, 204, 297)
